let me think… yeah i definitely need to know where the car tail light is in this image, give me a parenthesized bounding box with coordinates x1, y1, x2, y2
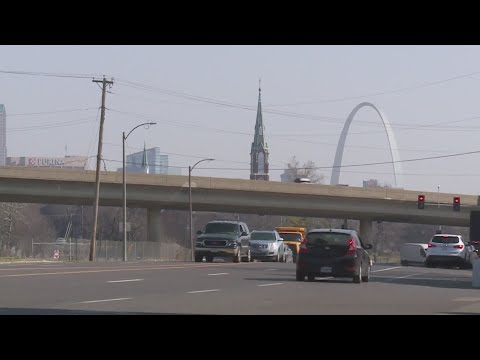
(299, 243, 308, 254)
(345, 238, 357, 255)
(428, 243, 436, 248)
(454, 244, 464, 249)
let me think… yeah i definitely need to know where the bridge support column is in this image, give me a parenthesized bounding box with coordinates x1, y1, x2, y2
(359, 219, 373, 246)
(147, 208, 163, 242)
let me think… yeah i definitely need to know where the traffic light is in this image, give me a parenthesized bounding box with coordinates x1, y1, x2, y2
(453, 197, 460, 212)
(418, 194, 425, 209)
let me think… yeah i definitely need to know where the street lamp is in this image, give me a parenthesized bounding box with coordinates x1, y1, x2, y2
(437, 185, 442, 233)
(189, 158, 214, 261)
(123, 122, 156, 262)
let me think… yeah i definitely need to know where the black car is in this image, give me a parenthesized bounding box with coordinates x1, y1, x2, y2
(296, 229, 373, 284)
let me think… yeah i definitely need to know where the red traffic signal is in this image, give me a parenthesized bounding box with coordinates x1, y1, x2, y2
(418, 194, 425, 209)
(453, 197, 460, 211)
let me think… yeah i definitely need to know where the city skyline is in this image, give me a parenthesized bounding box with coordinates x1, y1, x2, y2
(1, 46, 480, 195)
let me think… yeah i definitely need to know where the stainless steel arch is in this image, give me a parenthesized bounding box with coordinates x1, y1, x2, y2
(330, 102, 403, 188)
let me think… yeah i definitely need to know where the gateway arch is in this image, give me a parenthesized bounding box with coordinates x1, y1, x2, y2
(330, 102, 403, 188)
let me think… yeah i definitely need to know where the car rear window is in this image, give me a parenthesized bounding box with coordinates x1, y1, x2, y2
(204, 223, 239, 234)
(431, 236, 460, 244)
(279, 233, 302, 242)
(251, 232, 276, 240)
(307, 232, 352, 246)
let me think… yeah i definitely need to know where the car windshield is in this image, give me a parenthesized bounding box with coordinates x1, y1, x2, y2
(307, 232, 352, 246)
(204, 223, 239, 234)
(432, 236, 460, 244)
(279, 233, 302, 242)
(251, 232, 276, 240)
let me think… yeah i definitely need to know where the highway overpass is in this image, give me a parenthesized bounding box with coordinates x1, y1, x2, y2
(0, 167, 478, 245)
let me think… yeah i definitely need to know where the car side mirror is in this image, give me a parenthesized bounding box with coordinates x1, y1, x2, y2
(241, 231, 248, 236)
(364, 244, 373, 250)
(196, 230, 203, 235)
(279, 238, 284, 241)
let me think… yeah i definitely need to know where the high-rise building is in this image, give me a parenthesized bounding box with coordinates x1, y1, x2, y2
(250, 81, 269, 181)
(0, 104, 6, 166)
(119, 146, 181, 175)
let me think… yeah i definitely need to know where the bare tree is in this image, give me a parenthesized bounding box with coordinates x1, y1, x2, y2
(285, 156, 325, 184)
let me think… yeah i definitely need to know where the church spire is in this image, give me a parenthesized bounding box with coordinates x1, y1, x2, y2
(250, 79, 269, 181)
(253, 78, 266, 149)
(141, 142, 149, 174)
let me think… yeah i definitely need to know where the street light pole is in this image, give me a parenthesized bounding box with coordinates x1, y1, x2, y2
(438, 185, 442, 233)
(189, 158, 214, 261)
(122, 122, 156, 262)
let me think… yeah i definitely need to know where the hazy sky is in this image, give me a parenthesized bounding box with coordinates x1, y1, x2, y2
(1, 45, 480, 195)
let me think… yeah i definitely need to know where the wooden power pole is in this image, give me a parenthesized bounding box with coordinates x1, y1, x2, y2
(89, 76, 113, 261)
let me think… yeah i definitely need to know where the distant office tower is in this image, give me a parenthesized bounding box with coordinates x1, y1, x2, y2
(0, 104, 6, 166)
(119, 146, 181, 175)
(250, 81, 269, 181)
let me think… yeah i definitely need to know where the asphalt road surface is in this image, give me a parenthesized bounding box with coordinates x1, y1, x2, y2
(0, 260, 479, 314)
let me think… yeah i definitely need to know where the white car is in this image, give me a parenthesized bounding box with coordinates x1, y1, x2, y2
(249, 230, 286, 262)
(425, 234, 474, 269)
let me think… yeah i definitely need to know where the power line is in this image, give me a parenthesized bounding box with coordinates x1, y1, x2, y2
(265, 70, 480, 106)
(7, 116, 96, 132)
(0, 69, 104, 79)
(7, 107, 98, 117)
(114, 78, 480, 137)
(100, 148, 480, 172)
(108, 108, 459, 154)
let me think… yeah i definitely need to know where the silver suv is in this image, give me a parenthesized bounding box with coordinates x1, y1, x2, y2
(425, 234, 475, 269)
(195, 221, 252, 263)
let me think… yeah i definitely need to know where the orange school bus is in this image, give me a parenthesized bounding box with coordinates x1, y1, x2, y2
(275, 227, 306, 263)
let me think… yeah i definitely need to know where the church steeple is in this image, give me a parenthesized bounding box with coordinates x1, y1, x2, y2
(141, 142, 149, 174)
(250, 79, 269, 181)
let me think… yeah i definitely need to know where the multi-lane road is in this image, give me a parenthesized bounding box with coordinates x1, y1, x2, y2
(0, 260, 479, 314)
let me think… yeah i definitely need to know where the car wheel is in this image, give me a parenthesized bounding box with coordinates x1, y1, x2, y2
(206, 255, 214, 263)
(233, 250, 241, 263)
(307, 273, 315, 282)
(241, 249, 251, 263)
(361, 265, 371, 282)
(194, 256, 203, 262)
(353, 264, 362, 284)
(296, 271, 305, 281)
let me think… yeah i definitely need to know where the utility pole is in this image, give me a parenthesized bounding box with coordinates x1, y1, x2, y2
(89, 76, 113, 262)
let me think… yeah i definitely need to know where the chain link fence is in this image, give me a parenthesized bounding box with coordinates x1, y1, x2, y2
(32, 239, 191, 262)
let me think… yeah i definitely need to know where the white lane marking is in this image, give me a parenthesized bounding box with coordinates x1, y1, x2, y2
(187, 289, 220, 294)
(266, 269, 279, 271)
(371, 266, 401, 273)
(208, 273, 229, 276)
(78, 297, 132, 304)
(453, 297, 480, 302)
(373, 276, 470, 282)
(257, 283, 284, 287)
(107, 279, 144, 283)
